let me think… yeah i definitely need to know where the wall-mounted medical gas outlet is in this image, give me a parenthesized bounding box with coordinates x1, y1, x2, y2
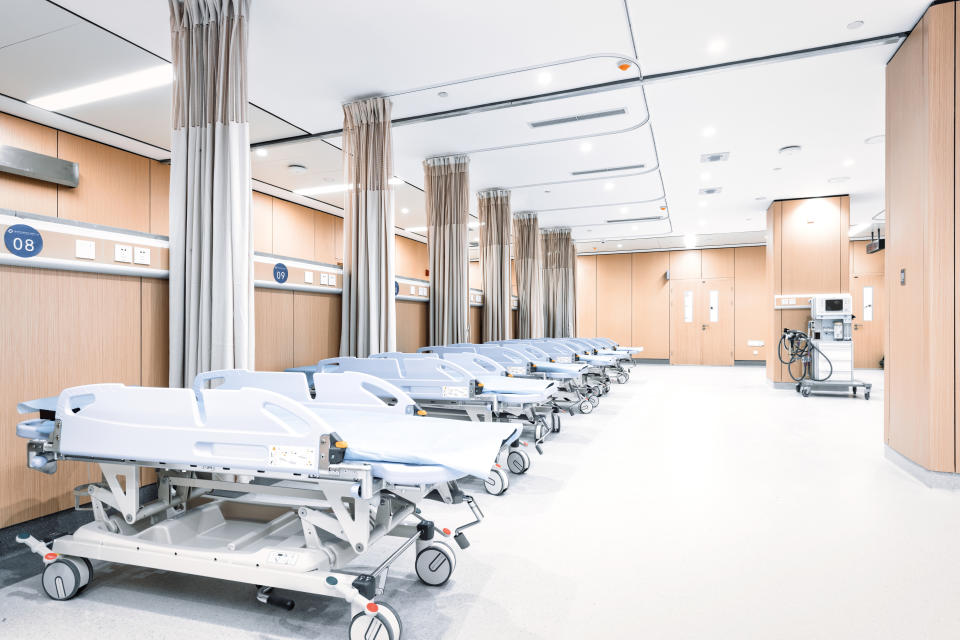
(133, 246, 151, 265)
(114, 244, 132, 263)
(75, 239, 95, 260)
(320, 273, 329, 285)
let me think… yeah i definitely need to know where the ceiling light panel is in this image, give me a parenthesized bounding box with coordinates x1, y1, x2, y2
(529, 108, 627, 129)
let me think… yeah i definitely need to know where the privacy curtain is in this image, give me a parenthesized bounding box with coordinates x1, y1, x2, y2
(478, 189, 511, 341)
(513, 212, 544, 338)
(424, 155, 470, 345)
(168, 0, 254, 387)
(541, 227, 577, 338)
(339, 97, 396, 357)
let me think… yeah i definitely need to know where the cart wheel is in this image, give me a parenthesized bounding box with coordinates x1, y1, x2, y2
(484, 467, 509, 496)
(349, 604, 401, 640)
(801, 387, 811, 397)
(865, 391, 871, 400)
(551, 413, 561, 433)
(415, 541, 457, 586)
(578, 399, 594, 414)
(588, 394, 600, 407)
(795, 383, 801, 393)
(852, 387, 857, 396)
(602, 382, 612, 394)
(616, 372, 629, 384)
(507, 449, 531, 474)
(42, 557, 89, 601)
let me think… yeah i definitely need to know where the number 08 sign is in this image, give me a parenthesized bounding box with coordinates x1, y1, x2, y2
(4, 224, 43, 258)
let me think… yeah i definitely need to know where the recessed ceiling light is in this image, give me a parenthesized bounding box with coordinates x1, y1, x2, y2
(537, 71, 552, 85)
(847, 20, 864, 30)
(778, 145, 802, 156)
(684, 233, 697, 248)
(401, 207, 410, 214)
(288, 164, 308, 175)
(617, 243, 623, 248)
(604, 182, 615, 191)
(579, 141, 593, 153)
(828, 176, 851, 184)
(254, 148, 268, 158)
(706, 38, 727, 55)
(843, 158, 855, 167)
(865, 135, 884, 145)
(702, 126, 717, 138)
(700, 171, 711, 181)
(28, 64, 172, 111)
(437, 91, 449, 98)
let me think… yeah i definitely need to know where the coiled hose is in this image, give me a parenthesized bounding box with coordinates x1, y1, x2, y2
(777, 329, 833, 383)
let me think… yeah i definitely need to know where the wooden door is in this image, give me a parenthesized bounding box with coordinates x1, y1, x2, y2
(669, 279, 701, 364)
(851, 273, 885, 368)
(700, 278, 735, 366)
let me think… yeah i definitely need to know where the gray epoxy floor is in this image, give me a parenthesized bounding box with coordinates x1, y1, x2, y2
(3, 366, 960, 639)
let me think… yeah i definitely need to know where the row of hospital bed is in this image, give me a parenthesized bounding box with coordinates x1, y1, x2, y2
(15, 337, 639, 639)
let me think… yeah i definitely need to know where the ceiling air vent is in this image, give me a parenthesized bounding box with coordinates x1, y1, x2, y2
(699, 187, 722, 195)
(529, 108, 626, 129)
(700, 152, 730, 163)
(605, 215, 665, 224)
(571, 163, 645, 176)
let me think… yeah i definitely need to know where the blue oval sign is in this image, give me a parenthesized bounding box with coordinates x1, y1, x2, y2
(4, 224, 43, 258)
(273, 263, 289, 283)
(395, 280, 399, 296)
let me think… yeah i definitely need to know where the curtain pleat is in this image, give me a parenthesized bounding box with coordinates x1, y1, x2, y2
(541, 227, 577, 338)
(424, 155, 470, 345)
(513, 212, 544, 338)
(339, 97, 396, 357)
(478, 189, 511, 341)
(168, 0, 253, 387)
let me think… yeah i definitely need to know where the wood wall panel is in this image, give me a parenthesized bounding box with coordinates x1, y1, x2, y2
(766, 202, 781, 381)
(254, 288, 294, 371)
(596, 254, 632, 345)
(396, 301, 429, 352)
(669, 250, 701, 280)
(314, 212, 339, 264)
(468, 304, 483, 342)
(252, 191, 274, 254)
(576, 255, 597, 337)
(701, 248, 735, 279)
(0, 113, 58, 216)
(780, 197, 845, 294)
(469, 260, 482, 290)
(734, 246, 767, 361)
(272, 199, 315, 260)
(149, 160, 170, 235)
(141, 279, 169, 386)
(850, 240, 884, 275)
(293, 291, 340, 367)
(57, 133, 150, 232)
(630, 252, 669, 358)
(396, 236, 428, 279)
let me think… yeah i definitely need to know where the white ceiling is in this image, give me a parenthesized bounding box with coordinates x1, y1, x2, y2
(1, 0, 929, 252)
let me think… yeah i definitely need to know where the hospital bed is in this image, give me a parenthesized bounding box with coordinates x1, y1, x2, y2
(15, 382, 513, 639)
(289, 356, 544, 491)
(418, 344, 598, 416)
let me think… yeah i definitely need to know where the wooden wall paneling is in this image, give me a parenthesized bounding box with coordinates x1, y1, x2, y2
(292, 291, 340, 367)
(272, 199, 315, 260)
(396, 236, 429, 279)
(511, 258, 517, 297)
(468, 304, 483, 342)
(766, 201, 782, 382)
(701, 248, 735, 279)
(149, 160, 170, 235)
(396, 301, 429, 352)
(575, 255, 597, 337)
(141, 279, 169, 386)
(252, 191, 274, 254)
(469, 260, 482, 290)
(630, 251, 669, 358)
(314, 212, 337, 264)
(839, 197, 851, 293)
(334, 216, 344, 264)
(0, 113, 58, 216)
(57, 133, 150, 232)
(780, 197, 844, 293)
(850, 240, 884, 275)
(669, 250, 701, 280)
(734, 246, 767, 361)
(595, 254, 632, 345)
(255, 288, 294, 371)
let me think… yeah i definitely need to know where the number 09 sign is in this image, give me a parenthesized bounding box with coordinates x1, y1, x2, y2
(4, 224, 43, 258)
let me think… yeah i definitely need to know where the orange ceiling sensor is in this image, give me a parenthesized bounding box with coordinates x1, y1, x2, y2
(617, 60, 633, 71)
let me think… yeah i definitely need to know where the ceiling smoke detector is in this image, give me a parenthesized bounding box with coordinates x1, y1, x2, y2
(778, 145, 802, 156)
(700, 152, 730, 163)
(287, 164, 308, 174)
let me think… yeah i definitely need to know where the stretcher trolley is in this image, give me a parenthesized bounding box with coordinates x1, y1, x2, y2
(16, 383, 513, 639)
(491, 339, 616, 395)
(546, 338, 636, 384)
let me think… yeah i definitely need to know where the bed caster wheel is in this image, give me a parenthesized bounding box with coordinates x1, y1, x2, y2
(801, 387, 811, 397)
(602, 382, 611, 394)
(415, 541, 457, 587)
(578, 399, 593, 414)
(485, 467, 509, 495)
(865, 391, 871, 400)
(616, 372, 629, 384)
(41, 556, 90, 601)
(349, 602, 402, 640)
(588, 394, 600, 407)
(551, 413, 561, 433)
(507, 449, 531, 474)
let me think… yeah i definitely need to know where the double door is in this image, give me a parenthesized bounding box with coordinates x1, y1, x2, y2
(669, 278, 734, 365)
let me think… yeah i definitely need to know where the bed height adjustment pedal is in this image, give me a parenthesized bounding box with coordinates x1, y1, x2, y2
(256, 586, 295, 611)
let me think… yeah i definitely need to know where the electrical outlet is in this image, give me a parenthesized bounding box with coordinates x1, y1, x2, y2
(114, 244, 132, 263)
(133, 246, 151, 265)
(75, 239, 96, 260)
(304, 271, 314, 284)
(329, 275, 336, 287)
(410, 285, 416, 295)
(320, 273, 329, 285)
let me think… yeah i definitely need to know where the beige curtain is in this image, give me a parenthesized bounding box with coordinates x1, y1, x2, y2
(340, 97, 396, 357)
(168, 0, 254, 387)
(424, 155, 470, 345)
(542, 227, 577, 337)
(513, 212, 543, 338)
(479, 189, 511, 341)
